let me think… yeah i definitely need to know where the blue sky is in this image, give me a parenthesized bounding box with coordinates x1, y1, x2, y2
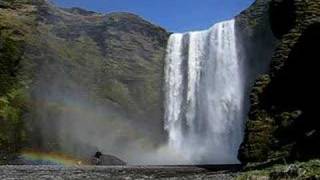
(52, 0, 255, 32)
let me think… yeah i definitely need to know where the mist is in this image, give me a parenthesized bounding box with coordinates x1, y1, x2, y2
(23, 51, 176, 165)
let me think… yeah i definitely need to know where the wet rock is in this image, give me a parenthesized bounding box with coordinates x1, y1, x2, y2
(91, 152, 126, 166)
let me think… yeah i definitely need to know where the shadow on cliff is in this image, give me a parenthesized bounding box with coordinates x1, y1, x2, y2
(263, 23, 320, 161)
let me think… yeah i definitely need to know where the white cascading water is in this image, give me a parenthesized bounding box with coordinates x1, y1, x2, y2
(164, 19, 244, 164)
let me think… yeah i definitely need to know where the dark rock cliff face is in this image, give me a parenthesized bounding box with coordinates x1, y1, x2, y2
(236, 0, 277, 80)
(234, 2, 278, 157)
(0, 0, 168, 163)
(238, 0, 320, 163)
(234, 0, 278, 163)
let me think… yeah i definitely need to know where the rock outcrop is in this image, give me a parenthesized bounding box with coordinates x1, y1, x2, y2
(235, 0, 279, 163)
(91, 152, 126, 166)
(239, 0, 320, 163)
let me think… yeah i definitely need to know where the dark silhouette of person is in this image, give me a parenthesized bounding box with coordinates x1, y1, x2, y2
(94, 151, 102, 159)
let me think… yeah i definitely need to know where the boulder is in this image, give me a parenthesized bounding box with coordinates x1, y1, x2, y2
(91, 152, 126, 166)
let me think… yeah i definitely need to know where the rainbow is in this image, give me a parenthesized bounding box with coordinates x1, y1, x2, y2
(21, 149, 90, 166)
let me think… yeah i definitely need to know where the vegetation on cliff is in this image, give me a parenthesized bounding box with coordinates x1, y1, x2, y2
(239, 0, 320, 164)
(0, 0, 169, 163)
(0, 0, 37, 163)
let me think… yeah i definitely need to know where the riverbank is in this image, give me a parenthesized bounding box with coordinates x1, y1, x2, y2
(0, 160, 319, 179)
(238, 159, 320, 179)
(0, 165, 235, 180)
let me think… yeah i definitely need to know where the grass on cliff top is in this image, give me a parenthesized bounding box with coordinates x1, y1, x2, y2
(237, 159, 320, 180)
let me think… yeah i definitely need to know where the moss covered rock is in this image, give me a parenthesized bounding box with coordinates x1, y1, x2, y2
(0, 1, 36, 163)
(239, 0, 320, 164)
(237, 159, 320, 179)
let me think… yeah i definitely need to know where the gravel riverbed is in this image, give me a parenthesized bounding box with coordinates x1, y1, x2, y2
(0, 165, 236, 179)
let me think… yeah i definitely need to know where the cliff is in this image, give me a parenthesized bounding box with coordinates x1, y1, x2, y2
(238, 0, 320, 164)
(0, 0, 168, 163)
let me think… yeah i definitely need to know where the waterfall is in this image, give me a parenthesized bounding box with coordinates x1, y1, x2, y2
(164, 19, 244, 164)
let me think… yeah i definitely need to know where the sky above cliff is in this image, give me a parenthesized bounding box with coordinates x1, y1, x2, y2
(52, 0, 255, 32)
